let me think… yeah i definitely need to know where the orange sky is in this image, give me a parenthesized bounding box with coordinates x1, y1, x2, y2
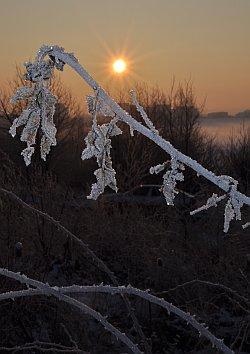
(0, 0, 250, 114)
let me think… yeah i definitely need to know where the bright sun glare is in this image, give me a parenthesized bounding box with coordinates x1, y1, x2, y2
(113, 59, 127, 74)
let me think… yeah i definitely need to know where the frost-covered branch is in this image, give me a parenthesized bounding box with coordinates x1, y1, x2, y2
(130, 89, 158, 135)
(0, 268, 142, 354)
(0, 272, 234, 354)
(9, 44, 250, 232)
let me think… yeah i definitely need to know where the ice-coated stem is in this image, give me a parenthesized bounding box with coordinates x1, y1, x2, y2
(0, 270, 234, 354)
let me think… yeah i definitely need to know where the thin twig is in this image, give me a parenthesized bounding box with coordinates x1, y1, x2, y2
(0, 340, 87, 353)
(155, 279, 249, 305)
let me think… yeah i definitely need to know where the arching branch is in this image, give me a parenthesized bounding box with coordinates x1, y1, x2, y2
(8, 45, 249, 231)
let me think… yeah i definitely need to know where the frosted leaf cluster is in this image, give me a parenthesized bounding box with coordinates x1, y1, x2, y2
(190, 176, 245, 233)
(9, 57, 57, 165)
(82, 93, 122, 199)
(150, 158, 185, 205)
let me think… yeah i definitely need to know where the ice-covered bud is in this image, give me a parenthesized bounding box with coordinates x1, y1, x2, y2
(150, 162, 167, 175)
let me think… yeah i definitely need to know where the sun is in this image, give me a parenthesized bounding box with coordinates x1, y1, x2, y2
(113, 58, 127, 74)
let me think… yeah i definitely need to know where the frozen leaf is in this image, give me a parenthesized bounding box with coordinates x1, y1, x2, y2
(224, 200, 235, 233)
(149, 158, 184, 205)
(21, 112, 40, 145)
(10, 87, 34, 103)
(82, 131, 97, 160)
(221, 175, 243, 232)
(86, 95, 115, 117)
(9, 109, 31, 137)
(150, 162, 168, 175)
(87, 182, 103, 200)
(162, 158, 185, 205)
(230, 193, 243, 221)
(107, 118, 122, 136)
(21, 145, 35, 166)
(88, 167, 118, 200)
(40, 136, 52, 161)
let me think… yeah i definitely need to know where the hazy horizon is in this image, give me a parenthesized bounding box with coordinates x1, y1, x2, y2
(0, 0, 250, 114)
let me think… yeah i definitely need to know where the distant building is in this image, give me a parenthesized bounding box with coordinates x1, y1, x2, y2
(207, 112, 229, 119)
(235, 110, 250, 119)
